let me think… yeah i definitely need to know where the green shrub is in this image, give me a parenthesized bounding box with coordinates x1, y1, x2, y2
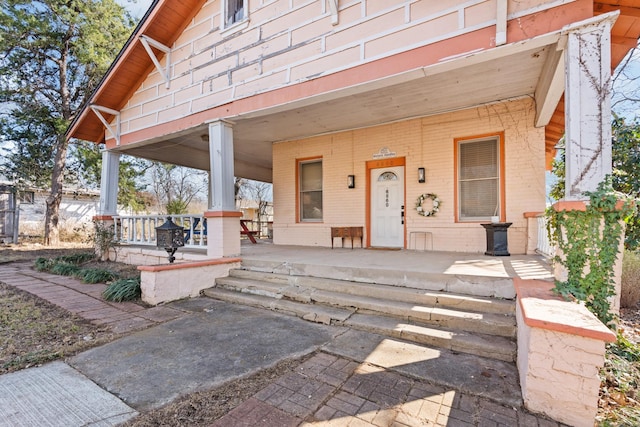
(102, 278, 141, 302)
(50, 262, 81, 276)
(34, 257, 54, 272)
(622, 250, 640, 308)
(56, 253, 95, 265)
(78, 268, 119, 284)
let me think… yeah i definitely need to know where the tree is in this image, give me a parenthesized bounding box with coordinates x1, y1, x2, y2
(149, 163, 208, 214)
(0, 0, 134, 244)
(70, 141, 151, 213)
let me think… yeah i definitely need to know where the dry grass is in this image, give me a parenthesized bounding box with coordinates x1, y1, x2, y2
(622, 250, 640, 309)
(0, 283, 117, 373)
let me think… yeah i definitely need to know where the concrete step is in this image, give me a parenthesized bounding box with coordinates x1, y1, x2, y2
(228, 268, 515, 315)
(202, 287, 516, 362)
(344, 313, 516, 362)
(240, 258, 516, 299)
(216, 275, 515, 338)
(202, 287, 354, 325)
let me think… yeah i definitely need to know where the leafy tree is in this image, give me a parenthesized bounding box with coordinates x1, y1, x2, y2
(149, 163, 208, 214)
(0, 0, 135, 244)
(70, 142, 150, 213)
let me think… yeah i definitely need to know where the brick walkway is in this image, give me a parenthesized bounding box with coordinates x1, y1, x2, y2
(0, 260, 565, 426)
(214, 352, 562, 427)
(0, 261, 183, 333)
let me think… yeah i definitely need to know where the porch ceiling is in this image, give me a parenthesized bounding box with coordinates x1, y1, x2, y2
(117, 43, 551, 183)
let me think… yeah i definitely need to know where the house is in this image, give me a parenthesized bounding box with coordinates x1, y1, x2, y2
(0, 181, 101, 241)
(67, 0, 640, 259)
(66, 1, 640, 425)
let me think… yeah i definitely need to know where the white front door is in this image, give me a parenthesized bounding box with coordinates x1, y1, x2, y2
(370, 166, 404, 247)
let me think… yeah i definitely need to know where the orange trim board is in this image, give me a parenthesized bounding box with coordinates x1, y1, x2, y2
(204, 211, 243, 218)
(137, 257, 242, 272)
(552, 200, 631, 212)
(513, 278, 616, 343)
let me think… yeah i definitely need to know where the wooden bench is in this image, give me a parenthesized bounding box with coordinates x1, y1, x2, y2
(331, 226, 363, 249)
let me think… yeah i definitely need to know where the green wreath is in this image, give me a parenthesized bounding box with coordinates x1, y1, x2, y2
(416, 193, 440, 217)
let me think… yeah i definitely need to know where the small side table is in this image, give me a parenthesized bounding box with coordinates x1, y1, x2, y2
(409, 231, 433, 251)
(481, 222, 512, 256)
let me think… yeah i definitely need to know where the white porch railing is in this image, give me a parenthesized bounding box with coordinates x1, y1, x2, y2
(536, 214, 554, 258)
(113, 214, 207, 248)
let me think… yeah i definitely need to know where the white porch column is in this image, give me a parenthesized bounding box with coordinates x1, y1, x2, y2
(98, 150, 120, 216)
(206, 120, 240, 258)
(564, 16, 614, 200)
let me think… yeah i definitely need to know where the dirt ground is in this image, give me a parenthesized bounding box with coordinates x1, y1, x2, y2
(1, 243, 639, 426)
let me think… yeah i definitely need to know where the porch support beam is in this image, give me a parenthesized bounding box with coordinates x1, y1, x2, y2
(563, 13, 617, 200)
(90, 105, 121, 145)
(98, 150, 120, 216)
(206, 120, 240, 258)
(534, 46, 564, 127)
(139, 35, 171, 89)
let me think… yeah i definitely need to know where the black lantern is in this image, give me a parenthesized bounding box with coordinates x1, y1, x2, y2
(155, 217, 185, 263)
(418, 167, 426, 183)
(347, 175, 355, 189)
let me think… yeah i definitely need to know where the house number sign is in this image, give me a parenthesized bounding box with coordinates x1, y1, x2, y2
(373, 147, 396, 159)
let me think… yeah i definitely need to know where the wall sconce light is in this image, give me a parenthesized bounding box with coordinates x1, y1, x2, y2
(418, 167, 426, 183)
(347, 175, 355, 189)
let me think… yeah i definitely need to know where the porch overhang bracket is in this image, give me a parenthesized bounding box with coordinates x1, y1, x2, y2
(496, 0, 507, 46)
(534, 44, 565, 128)
(139, 35, 171, 89)
(89, 105, 121, 146)
(328, 0, 338, 25)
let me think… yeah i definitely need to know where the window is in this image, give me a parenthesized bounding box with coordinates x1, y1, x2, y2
(18, 191, 34, 204)
(223, 0, 247, 28)
(456, 134, 504, 222)
(299, 159, 322, 222)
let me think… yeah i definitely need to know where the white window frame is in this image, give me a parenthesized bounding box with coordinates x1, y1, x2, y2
(221, 0, 249, 35)
(456, 135, 503, 222)
(298, 159, 323, 223)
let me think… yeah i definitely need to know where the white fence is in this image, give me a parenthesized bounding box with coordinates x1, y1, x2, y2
(113, 214, 207, 248)
(536, 214, 554, 258)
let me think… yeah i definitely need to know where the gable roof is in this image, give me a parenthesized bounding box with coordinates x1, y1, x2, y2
(68, 0, 640, 162)
(66, 0, 206, 143)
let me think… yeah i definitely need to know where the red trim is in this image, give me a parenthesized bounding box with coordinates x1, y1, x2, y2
(553, 199, 630, 212)
(523, 211, 544, 218)
(92, 215, 114, 221)
(138, 257, 241, 272)
(204, 210, 242, 218)
(514, 278, 616, 342)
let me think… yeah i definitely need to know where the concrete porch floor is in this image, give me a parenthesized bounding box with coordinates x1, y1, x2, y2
(238, 241, 554, 282)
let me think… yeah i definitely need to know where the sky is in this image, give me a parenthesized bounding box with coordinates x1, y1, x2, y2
(117, 0, 154, 20)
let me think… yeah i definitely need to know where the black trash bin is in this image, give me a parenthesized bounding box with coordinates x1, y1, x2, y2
(481, 222, 512, 256)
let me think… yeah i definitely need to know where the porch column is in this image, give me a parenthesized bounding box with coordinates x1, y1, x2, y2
(554, 14, 623, 313)
(206, 120, 241, 258)
(563, 16, 614, 200)
(98, 150, 120, 216)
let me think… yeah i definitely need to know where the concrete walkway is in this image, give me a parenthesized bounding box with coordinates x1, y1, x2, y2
(0, 260, 565, 426)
